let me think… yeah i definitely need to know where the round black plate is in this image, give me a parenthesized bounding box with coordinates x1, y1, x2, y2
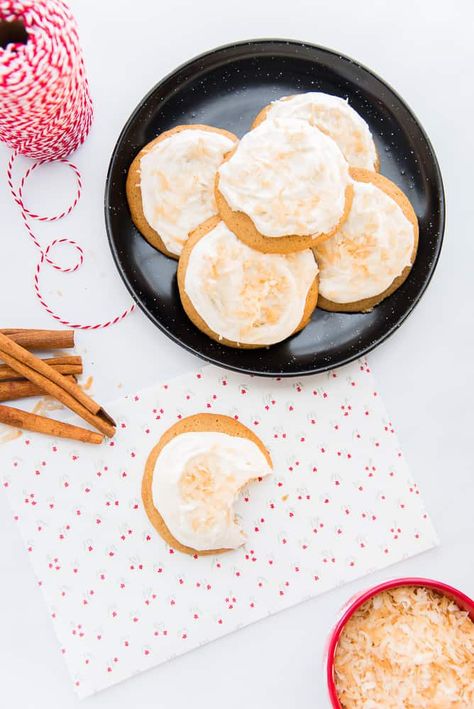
(105, 39, 445, 376)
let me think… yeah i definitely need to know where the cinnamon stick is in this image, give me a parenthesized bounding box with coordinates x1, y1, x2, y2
(0, 329, 75, 350)
(0, 356, 83, 381)
(0, 404, 104, 444)
(0, 375, 76, 402)
(0, 332, 115, 437)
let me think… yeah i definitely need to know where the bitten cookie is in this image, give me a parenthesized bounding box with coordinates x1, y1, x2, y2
(216, 118, 353, 253)
(142, 413, 273, 555)
(315, 168, 419, 312)
(126, 125, 237, 259)
(177, 217, 319, 348)
(252, 92, 379, 171)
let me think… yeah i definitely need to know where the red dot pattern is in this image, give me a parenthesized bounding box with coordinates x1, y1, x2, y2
(0, 358, 438, 697)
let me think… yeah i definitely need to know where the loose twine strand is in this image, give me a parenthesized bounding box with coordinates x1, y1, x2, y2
(1, 0, 135, 328)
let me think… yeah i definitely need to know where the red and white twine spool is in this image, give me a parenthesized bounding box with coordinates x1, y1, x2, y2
(0, 0, 135, 328)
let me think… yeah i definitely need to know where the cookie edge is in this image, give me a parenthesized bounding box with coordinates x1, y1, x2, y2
(142, 413, 273, 556)
(251, 96, 380, 172)
(316, 167, 419, 313)
(126, 124, 238, 260)
(215, 143, 354, 253)
(177, 216, 319, 348)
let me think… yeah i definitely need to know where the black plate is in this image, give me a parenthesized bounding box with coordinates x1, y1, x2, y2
(105, 39, 445, 376)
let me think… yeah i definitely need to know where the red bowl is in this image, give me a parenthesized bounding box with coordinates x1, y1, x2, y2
(326, 577, 474, 708)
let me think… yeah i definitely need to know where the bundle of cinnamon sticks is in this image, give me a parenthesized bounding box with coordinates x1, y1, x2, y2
(0, 329, 115, 445)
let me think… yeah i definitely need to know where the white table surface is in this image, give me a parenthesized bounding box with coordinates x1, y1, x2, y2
(1, 0, 473, 706)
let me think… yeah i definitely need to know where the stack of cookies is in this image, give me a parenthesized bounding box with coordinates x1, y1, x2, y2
(126, 92, 418, 348)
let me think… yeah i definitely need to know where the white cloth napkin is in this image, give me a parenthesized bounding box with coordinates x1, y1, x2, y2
(0, 359, 438, 697)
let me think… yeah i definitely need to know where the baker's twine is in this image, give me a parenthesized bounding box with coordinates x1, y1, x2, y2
(1, 0, 135, 328)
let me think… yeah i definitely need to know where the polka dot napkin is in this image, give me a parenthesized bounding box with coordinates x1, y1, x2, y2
(0, 359, 438, 697)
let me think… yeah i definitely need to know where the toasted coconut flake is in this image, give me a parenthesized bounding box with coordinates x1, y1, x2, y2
(334, 586, 474, 708)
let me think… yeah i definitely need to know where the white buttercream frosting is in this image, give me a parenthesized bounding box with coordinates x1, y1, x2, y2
(151, 431, 272, 550)
(184, 221, 318, 345)
(316, 181, 416, 303)
(217, 118, 352, 238)
(140, 128, 236, 256)
(264, 93, 378, 170)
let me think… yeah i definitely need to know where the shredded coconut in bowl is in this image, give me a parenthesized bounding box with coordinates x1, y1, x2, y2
(334, 586, 474, 708)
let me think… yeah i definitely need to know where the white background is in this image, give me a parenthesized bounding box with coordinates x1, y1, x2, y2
(0, 0, 473, 707)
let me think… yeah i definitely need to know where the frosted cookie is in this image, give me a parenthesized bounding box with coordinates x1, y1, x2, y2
(142, 413, 273, 555)
(216, 118, 353, 253)
(126, 125, 237, 258)
(315, 168, 418, 312)
(177, 217, 319, 348)
(253, 92, 379, 171)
